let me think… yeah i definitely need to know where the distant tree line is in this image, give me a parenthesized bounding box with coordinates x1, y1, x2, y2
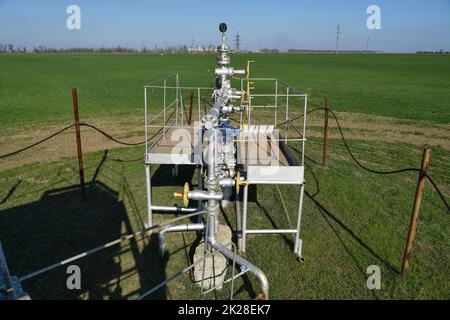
(2, 43, 447, 54)
(0, 43, 218, 54)
(416, 50, 449, 55)
(0, 44, 27, 53)
(260, 48, 280, 54)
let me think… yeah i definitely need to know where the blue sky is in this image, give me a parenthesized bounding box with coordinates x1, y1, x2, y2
(0, 0, 449, 52)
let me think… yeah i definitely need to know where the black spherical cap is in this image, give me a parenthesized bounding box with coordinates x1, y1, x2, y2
(219, 23, 227, 33)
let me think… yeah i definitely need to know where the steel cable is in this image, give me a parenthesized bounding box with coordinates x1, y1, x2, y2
(0, 124, 75, 159)
(328, 109, 449, 213)
(0, 109, 177, 159)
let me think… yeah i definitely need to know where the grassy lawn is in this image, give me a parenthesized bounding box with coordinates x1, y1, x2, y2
(0, 135, 448, 299)
(0, 53, 449, 300)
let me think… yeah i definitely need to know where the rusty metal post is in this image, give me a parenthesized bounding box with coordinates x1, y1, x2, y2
(401, 147, 432, 276)
(323, 98, 330, 167)
(72, 88, 85, 194)
(188, 91, 194, 125)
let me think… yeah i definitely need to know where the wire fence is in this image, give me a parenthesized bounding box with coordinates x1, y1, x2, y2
(1, 106, 448, 212)
(0, 105, 449, 299)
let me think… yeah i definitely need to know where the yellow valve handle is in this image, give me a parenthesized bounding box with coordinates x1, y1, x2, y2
(174, 182, 190, 207)
(235, 172, 248, 194)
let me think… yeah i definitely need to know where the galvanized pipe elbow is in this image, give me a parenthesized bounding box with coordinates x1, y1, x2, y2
(158, 224, 205, 257)
(210, 240, 269, 299)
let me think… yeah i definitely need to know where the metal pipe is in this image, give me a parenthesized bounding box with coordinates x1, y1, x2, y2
(235, 191, 242, 243)
(144, 87, 148, 152)
(188, 190, 223, 202)
(0, 241, 16, 300)
(0, 211, 207, 289)
(145, 165, 153, 227)
(197, 88, 201, 122)
(242, 184, 249, 253)
(274, 80, 278, 126)
(151, 206, 198, 213)
(294, 184, 305, 259)
(197, 166, 204, 223)
(163, 79, 166, 140)
(285, 87, 289, 144)
(202, 268, 249, 296)
(302, 95, 308, 166)
(136, 236, 226, 300)
(210, 240, 269, 299)
(159, 224, 205, 257)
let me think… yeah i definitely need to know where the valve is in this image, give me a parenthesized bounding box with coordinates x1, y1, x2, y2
(235, 171, 248, 194)
(174, 182, 190, 207)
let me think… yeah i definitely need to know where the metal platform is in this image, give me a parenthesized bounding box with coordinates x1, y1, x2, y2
(143, 74, 308, 258)
(145, 126, 201, 165)
(238, 125, 304, 185)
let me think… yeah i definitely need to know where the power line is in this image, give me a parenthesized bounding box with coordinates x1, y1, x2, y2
(235, 31, 241, 52)
(335, 24, 341, 55)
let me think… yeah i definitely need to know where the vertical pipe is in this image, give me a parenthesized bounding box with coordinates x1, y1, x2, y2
(401, 147, 432, 276)
(0, 241, 15, 300)
(248, 92, 252, 128)
(294, 183, 305, 259)
(285, 87, 289, 144)
(72, 88, 85, 194)
(145, 165, 153, 228)
(274, 80, 278, 127)
(197, 165, 203, 224)
(302, 95, 308, 167)
(163, 79, 166, 140)
(175, 75, 179, 126)
(144, 87, 148, 152)
(188, 91, 194, 125)
(240, 78, 244, 128)
(235, 187, 242, 246)
(241, 184, 249, 253)
(323, 98, 330, 167)
(197, 88, 201, 122)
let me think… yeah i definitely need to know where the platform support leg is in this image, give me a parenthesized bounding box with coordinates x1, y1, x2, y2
(235, 190, 242, 249)
(145, 165, 153, 228)
(173, 165, 179, 178)
(241, 184, 249, 253)
(294, 183, 305, 261)
(197, 165, 203, 224)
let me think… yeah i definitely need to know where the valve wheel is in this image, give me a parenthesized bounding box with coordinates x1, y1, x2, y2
(174, 182, 190, 207)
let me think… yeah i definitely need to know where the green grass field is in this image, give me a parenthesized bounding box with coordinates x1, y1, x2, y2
(0, 53, 449, 300)
(1, 53, 449, 127)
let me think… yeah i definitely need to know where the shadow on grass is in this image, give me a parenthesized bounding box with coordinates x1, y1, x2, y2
(0, 151, 174, 300)
(151, 165, 196, 188)
(305, 190, 400, 275)
(0, 181, 170, 300)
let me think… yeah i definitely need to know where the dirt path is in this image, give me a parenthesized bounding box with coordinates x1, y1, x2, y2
(0, 112, 449, 172)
